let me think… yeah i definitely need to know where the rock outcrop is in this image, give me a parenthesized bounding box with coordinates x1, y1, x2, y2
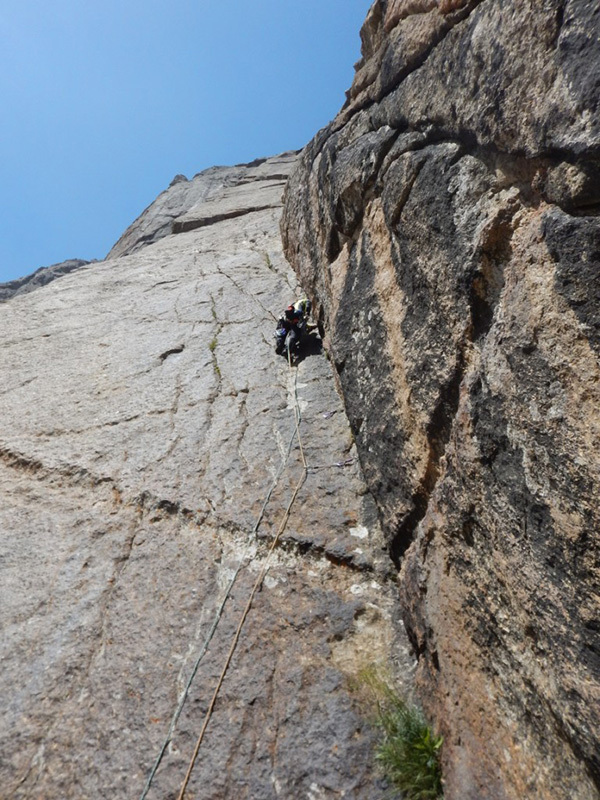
(282, 2, 600, 799)
(0, 259, 93, 302)
(1, 155, 413, 798)
(107, 153, 299, 259)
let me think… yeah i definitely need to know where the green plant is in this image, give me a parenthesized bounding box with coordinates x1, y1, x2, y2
(208, 335, 221, 378)
(356, 666, 443, 800)
(377, 700, 443, 799)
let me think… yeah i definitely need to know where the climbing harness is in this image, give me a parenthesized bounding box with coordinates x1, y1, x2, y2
(140, 345, 308, 800)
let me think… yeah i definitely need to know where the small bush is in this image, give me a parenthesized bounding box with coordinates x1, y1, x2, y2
(356, 666, 443, 800)
(377, 699, 443, 799)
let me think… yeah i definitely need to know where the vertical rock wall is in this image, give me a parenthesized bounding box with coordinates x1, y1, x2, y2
(1, 155, 413, 799)
(282, 2, 600, 798)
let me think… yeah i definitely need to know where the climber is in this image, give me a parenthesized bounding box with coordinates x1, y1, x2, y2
(293, 296, 311, 318)
(274, 297, 312, 360)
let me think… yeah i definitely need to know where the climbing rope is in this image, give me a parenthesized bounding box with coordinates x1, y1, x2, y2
(138, 424, 299, 800)
(175, 349, 308, 800)
(139, 341, 308, 800)
(138, 564, 242, 800)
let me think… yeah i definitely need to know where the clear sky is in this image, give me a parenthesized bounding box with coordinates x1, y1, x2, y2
(0, 0, 372, 283)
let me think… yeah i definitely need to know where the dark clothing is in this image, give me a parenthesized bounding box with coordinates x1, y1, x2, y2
(277, 315, 301, 333)
(275, 300, 310, 359)
(275, 313, 305, 356)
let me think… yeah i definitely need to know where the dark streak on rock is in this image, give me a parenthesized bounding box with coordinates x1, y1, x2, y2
(390, 351, 466, 566)
(544, 207, 600, 355)
(159, 344, 185, 363)
(0, 444, 114, 490)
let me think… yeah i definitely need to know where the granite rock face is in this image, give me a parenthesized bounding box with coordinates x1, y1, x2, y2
(108, 153, 299, 259)
(0, 259, 93, 302)
(0, 155, 413, 798)
(282, 2, 600, 799)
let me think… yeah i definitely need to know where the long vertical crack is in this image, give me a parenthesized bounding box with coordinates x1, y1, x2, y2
(389, 199, 518, 565)
(390, 349, 466, 566)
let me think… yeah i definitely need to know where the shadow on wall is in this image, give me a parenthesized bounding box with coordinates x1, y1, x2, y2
(299, 331, 323, 362)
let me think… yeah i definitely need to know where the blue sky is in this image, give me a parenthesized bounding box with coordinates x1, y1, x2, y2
(0, 0, 372, 283)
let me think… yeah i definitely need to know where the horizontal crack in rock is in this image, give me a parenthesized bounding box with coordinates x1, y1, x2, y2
(172, 205, 280, 234)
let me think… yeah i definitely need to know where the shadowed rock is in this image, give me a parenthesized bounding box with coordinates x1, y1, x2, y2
(0, 259, 93, 302)
(282, 2, 600, 799)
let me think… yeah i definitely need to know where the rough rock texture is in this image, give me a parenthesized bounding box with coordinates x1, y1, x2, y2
(0, 259, 93, 302)
(282, 2, 600, 799)
(0, 156, 414, 798)
(108, 153, 299, 259)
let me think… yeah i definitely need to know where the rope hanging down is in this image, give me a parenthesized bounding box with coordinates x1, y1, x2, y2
(138, 565, 242, 800)
(138, 424, 299, 800)
(176, 351, 307, 800)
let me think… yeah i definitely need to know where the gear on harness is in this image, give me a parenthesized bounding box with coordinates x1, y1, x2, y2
(274, 297, 312, 363)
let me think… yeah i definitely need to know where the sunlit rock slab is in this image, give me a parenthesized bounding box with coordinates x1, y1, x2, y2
(0, 163, 412, 799)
